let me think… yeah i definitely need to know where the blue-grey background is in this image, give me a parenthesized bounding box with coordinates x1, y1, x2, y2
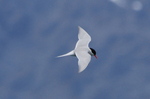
(0, 0, 150, 99)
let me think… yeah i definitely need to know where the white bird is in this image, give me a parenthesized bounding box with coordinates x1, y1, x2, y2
(57, 26, 97, 73)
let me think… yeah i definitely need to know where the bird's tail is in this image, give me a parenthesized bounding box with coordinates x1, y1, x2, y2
(57, 50, 75, 58)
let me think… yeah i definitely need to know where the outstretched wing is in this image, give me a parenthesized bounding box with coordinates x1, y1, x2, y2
(75, 50, 91, 73)
(75, 26, 91, 49)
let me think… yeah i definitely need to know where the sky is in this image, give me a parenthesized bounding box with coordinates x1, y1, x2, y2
(0, 0, 150, 99)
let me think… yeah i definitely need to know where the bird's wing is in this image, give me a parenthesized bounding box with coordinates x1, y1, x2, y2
(75, 26, 91, 49)
(75, 50, 91, 73)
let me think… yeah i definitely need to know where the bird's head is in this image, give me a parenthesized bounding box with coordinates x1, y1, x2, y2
(90, 48, 98, 59)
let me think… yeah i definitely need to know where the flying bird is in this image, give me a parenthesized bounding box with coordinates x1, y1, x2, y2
(57, 26, 97, 73)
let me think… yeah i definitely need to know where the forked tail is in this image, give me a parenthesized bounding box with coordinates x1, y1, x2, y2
(57, 50, 75, 57)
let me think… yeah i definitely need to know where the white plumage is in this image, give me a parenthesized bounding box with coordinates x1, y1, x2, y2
(57, 26, 97, 73)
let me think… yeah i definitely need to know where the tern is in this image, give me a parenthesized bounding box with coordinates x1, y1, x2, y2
(57, 26, 97, 73)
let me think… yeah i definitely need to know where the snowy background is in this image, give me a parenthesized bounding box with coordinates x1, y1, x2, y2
(1, 0, 150, 99)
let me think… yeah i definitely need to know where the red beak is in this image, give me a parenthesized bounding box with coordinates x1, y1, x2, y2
(94, 55, 98, 59)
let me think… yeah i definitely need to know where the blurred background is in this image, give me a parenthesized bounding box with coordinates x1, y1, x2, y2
(0, 0, 150, 99)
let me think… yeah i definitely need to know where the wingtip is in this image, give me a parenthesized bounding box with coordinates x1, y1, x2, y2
(78, 26, 82, 29)
(78, 67, 85, 73)
(78, 70, 83, 73)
